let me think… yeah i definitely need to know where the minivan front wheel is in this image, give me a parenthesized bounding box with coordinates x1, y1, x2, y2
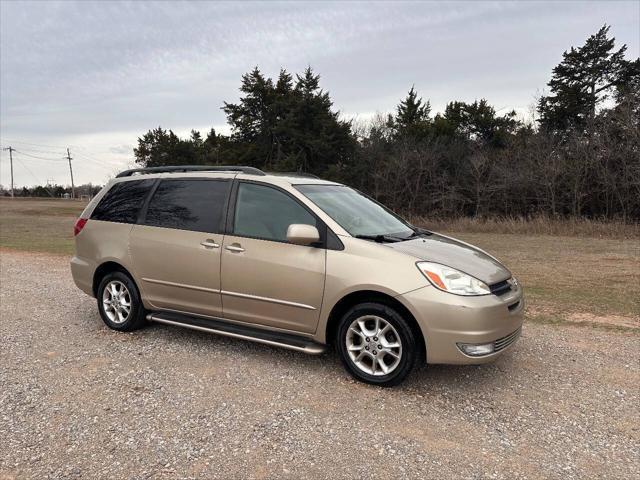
(337, 302, 418, 387)
(97, 271, 146, 331)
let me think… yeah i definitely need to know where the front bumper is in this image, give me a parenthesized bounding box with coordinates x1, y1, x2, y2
(399, 283, 525, 365)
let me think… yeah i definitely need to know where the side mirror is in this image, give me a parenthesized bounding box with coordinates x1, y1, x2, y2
(286, 224, 320, 246)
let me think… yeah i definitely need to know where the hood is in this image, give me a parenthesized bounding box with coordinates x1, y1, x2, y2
(386, 233, 511, 285)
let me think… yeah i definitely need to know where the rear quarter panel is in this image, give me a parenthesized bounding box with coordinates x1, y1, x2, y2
(72, 220, 136, 296)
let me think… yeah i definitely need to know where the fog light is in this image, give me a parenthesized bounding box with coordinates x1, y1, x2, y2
(457, 342, 495, 357)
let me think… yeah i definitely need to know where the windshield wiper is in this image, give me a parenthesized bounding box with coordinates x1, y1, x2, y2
(355, 234, 404, 243)
(409, 226, 433, 237)
(356, 227, 432, 243)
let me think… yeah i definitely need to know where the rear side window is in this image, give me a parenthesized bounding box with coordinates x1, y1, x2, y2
(91, 179, 154, 224)
(233, 182, 316, 242)
(144, 179, 229, 233)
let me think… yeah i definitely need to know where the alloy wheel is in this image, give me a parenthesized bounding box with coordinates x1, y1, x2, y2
(345, 315, 403, 376)
(102, 280, 132, 324)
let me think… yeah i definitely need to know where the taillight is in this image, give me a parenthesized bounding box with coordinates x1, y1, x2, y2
(74, 218, 88, 236)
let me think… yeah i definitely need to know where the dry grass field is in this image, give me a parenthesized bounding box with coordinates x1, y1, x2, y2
(1, 197, 638, 329)
(0, 197, 89, 255)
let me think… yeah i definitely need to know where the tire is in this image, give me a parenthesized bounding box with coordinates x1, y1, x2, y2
(97, 271, 147, 332)
(336, 302, 419, 387)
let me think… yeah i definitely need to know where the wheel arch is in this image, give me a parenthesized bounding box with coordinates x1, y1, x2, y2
(92, 261, 134, 297)
(324, 290, 426, 360)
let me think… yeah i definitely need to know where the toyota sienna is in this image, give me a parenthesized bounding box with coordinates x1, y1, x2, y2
(71, 165, 524, 386)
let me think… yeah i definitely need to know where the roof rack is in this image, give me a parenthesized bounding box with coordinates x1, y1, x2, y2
(270, 171, 320, 179)
(115, 165, 266, 178)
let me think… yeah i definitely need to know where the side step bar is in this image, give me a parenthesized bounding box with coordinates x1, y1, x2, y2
(146, 311, 327, 355)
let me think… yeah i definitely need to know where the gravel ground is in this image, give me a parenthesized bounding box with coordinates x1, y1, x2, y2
(1, 250, 638, 480)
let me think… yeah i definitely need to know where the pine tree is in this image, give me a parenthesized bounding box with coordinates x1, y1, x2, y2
(134, 127, 200, 167)
(221, 66, 355, 174)
(389, 86, 431, 139)
(538, 25, 629, 132)
(438, 100, 519, 146)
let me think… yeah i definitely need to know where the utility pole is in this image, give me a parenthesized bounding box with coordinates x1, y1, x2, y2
(66, 148, 75, 199)
(2, 146, 14, 198)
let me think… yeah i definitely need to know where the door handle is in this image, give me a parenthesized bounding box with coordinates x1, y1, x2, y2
(225, 245, 245, 253)
(200, 239, 220, 249)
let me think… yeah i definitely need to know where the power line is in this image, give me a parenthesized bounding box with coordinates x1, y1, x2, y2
(2, 140, 125, 168)
(13, 156, 54, 196)
(2, 140, 114, 166)
(12, 149, 67, 162)
(1, 141, 126, 187)
(71, 150, 102, 162)
(1, 139, 69, 149)
(2, 145, 67, 156)
(71, 150, 122, 171)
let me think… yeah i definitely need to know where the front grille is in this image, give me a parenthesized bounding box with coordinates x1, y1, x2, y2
(494, 328, 521, 352)
(489, 279, 512, 296)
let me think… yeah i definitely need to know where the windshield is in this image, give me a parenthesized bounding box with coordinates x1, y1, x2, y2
(296, 185, 413, 238)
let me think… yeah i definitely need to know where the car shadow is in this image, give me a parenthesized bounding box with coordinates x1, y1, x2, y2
(131, 320, 518, 393)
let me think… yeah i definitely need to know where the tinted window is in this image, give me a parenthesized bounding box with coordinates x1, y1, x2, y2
(91, 179, 154, 224)
(233, 183, 316, 242)
(144, 179, 229, 233)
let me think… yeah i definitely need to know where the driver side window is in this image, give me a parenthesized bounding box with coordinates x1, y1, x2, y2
(233, 183, 316, 242)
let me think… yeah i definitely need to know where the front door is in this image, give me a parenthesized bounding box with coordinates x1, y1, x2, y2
(130, 178, 231, 317)
(221, 182, 326, 334)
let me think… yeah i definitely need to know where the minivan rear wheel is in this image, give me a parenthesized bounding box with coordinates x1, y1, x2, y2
(336, 302, 418, 387)
(97, 271, 146, 331)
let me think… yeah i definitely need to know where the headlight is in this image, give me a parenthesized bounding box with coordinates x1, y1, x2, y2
(416, 262, 491, 296)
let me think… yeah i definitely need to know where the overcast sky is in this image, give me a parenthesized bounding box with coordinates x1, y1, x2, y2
(1, 0, 638, 187)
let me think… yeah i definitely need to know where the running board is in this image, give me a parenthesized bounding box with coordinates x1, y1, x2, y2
(146, 311, 326, 355)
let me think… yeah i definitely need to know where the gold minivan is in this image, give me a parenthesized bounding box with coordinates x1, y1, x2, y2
(71, 166, 524, 386)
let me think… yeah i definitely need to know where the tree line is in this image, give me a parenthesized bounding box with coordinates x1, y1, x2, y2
(0, 183, 101, 198)
(134, 25, 639, 221)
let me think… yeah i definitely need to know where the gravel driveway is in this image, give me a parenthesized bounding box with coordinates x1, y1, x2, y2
(1, 250, 638, 479)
